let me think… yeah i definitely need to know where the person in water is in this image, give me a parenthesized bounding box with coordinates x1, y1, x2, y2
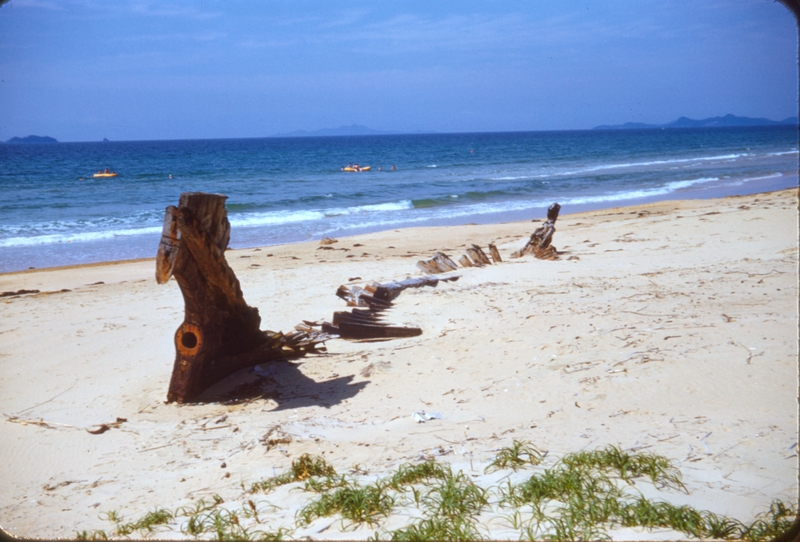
(391, 164, 396, 171)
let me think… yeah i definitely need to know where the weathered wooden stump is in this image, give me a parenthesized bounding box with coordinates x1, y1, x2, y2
(512, 203, 561, 260)
(156, 192, 324, 403)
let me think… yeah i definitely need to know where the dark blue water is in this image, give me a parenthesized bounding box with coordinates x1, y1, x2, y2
(1, 127, 797, 273)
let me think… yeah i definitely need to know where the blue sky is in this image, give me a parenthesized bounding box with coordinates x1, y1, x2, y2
(0, 0, 796, 142)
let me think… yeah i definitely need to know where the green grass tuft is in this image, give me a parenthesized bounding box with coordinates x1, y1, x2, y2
(250, 453, 338, 493)
(298, 478, 396, 527)
(388, 460, 451, 489)
(422, 470, 489, 520)
(560, 444, 686, 491)
(485, 439, 545, 473)
(372, 516, 483, 541)
(78, 443, 797, 541)
(742, 499, 797, 541)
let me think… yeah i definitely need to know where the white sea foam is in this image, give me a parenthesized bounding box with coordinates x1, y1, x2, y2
(229, 209, 326, 227)
(0, 226, 162, 248)
(559, 177, 719, 205)
(229, 200, 414, 226)
(751, 172, 783, 179)
(491, 176, 532, 181)
(553, 153, 747, 177)
(322, 200, 414, 217)
(313, 176, 729, 235)
(0, 200, 417, 248)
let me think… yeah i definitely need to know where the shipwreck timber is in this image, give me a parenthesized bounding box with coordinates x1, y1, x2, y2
(156, 192, 327, 403)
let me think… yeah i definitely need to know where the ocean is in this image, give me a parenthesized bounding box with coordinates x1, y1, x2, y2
(1, 126, 797, 274)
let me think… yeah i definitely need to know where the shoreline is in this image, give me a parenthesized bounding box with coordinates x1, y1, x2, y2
(0, 188, 797, 539)
(2, 175, 797, 277)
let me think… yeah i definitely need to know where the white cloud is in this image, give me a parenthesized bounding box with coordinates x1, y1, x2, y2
(129, 1, 222, 20)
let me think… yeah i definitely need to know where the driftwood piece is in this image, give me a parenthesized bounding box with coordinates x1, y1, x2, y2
(416, 260, 440, 274)
(432, 252, 459, 271)
(511, 203, 562, 260)
(416, 252, 459, 274)
(465, 247, 486, 267)
(333, 310, 383, 325)
(338, 321, 422, 339)
(488, 244, 502, 263)
(1, 289, 40, 297)
(470, 244, 492, 265)
(372, 275, 459, 302)
(156, 192, 326, 403)
(336, 285, 392, 309)
(458, 255, 474, 267)
(326, 275, 457, 340)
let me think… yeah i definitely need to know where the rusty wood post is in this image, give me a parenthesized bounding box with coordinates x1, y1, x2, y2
(465, 247, 485, 266)
(155, 192, 325, 403)
(488, 243, 502, 263)
(512, 203, 562, 260)
(470, 244, 492, 265)
(458, 254, 474, 267)
(432, 252, 459, 271)
(416, 260, 439, 274)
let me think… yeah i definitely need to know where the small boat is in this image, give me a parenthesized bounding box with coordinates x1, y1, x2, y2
(93, 170, 118, 178)
(342, 166, 371, 172)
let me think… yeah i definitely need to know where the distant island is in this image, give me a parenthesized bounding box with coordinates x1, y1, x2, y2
(593, 114, 799, 130)
(5, 135, 59, 144)
(271, 124, 401, 138)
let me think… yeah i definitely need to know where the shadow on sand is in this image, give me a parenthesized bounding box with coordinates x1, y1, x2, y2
(194, 357, 368, 410)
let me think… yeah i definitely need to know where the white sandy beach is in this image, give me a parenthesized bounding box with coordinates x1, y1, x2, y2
(0, 189, 797, 539)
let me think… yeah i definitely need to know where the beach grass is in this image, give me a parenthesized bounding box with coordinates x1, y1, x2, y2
(76, 441, 797, 541)
(484, 439, 545, 473)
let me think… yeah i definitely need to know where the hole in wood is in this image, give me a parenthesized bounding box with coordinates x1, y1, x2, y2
(176, 323, 203, 358)
(181, 332, 198, 349)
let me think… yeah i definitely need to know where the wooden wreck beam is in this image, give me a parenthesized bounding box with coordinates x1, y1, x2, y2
(416, 260, 440, 274)
(432, 252, 459, 271)
(325, 275, 458, 340)
(465, 247, 486, 267)
(511, 203, 562, 260)
(336, 285, 392, 309)
(488, 243, 502, 263)
(372, 275, 459, 302)
(156, 192, 325, 403)
(470, 244, 492, 265)
(337, 321, 422, 339)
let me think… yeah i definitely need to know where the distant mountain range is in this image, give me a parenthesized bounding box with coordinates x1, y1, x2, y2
(5, 135, 59, 144)
(271, 124, 402, 138)
(593, 114, 799, 130)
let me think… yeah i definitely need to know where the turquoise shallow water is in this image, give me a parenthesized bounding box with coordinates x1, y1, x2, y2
(0, 126, 796, 273)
